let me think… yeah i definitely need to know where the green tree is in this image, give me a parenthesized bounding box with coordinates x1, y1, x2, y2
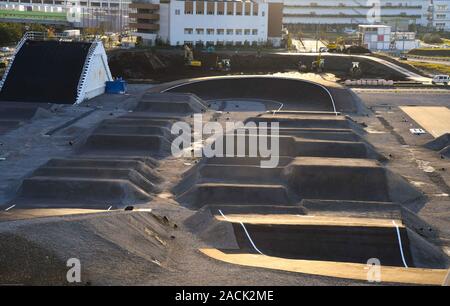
(0, 23, 22, 45)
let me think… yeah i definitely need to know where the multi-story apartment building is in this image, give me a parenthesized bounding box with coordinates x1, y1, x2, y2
(282, 0, 428, 31)
(431, 0, 450, 30)
(130, 0, 284, 46)
(0, 0, 131, 32)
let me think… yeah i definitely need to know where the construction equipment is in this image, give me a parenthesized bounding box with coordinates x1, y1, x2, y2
(349, 62, 362, 78)
(216, 57, 231, 72)
(297, 59, 307, 72)
(184, 44, 202, 68)
(311, 53, 325, 73)
(327, 37, 346, 53)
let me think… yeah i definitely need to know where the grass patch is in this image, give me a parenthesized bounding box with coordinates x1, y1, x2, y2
(407, 61, 450, 75)
(409, 48, 450, 57)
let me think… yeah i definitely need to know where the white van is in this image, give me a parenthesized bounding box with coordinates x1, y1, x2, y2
(432, 75, 449, 85)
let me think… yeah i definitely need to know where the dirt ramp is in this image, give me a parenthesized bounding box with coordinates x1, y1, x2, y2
(135, 92, 207, 114)
(425, 133, 450, 158)
(13, 157, 162, 209)
(232, 222, 414, 267)
(0, 103, 51, 135)
(425, 133, 450, 151)
(178, 183, 293, 209)
(0, 211, 173, 285)
(166, 77, 337, 112)
(283, 157, 422, 203)
(79, 116, 175, 156)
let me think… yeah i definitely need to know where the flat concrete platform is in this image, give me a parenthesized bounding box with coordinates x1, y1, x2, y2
(400, 106, 450, 138)
(214, 214, 404, 228)
(200, 249, 448, 285)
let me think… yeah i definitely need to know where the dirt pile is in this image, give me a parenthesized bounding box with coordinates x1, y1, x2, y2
(425, 133, 450, 158)
(345, 45, 371, 54)
(107, 49, 406, 82)
(108, 49, 168, 79)
(408, 48, 450, 57)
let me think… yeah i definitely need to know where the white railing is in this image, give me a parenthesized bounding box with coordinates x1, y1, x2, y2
(0, 31, 97, 92)
(0, 32, 31, 91)
(75, 40, 99, 104)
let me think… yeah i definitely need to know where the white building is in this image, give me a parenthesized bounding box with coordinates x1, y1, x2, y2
(283, 0, 428, 31)
(131, 0, 283, 46)
(358, 24, 391, 50)
(392, 31, 421, 50)
(0, 0, 131, 32)
(431, 0, 450, 31)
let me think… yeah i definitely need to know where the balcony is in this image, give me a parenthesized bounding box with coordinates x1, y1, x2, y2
(129, 12, 160, 20)
(129, 22, 160, 31)
(129, 3, 160, 10)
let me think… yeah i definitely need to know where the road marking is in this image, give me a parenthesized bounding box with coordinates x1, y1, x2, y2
(392, 220, 408, 268)
(107, 206, 112, 211)
(5, 204, 15, 211)
(218, 209, 264, 255)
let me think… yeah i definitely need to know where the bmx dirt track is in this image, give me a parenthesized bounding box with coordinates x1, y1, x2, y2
(0, 76, 448, 285)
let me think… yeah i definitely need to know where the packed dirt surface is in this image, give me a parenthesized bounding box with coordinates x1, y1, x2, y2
(108, 49, 406, 82)
(0, 77, 449, 286)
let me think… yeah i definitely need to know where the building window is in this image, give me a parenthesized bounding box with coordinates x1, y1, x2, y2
(252, 29, 258, 35)
(196, 1, 204, 14)
(217, 29, 224, 35)
(207, 28, 214, 35)
(235, 41, 242, 46)
(175, 9, 180, 15)
(437, 14, 446, 19)
(185, 1, 193, 14)
(207, 2, 214, 15)
(262, 11, 265, 17)
(227, 3, 233, 15)
(236, 29, 242, 35)
(235, 2, 242, 15)
(245, 3, 251, 16)
(184, 28, 193, 35)
(244, 29, 251, 35)
(196, 28, 204, 35)
(226, 29, 234, 35)
(217, 2, 224, 15)
(253, 4, 258, 16)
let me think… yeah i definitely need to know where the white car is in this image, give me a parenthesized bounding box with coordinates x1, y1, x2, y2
(432, 75, 449, 85)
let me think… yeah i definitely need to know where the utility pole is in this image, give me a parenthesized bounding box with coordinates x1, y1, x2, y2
(316, 23, 319, 52)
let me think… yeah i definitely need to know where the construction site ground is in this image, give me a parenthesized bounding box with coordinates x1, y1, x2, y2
(0, 75, 449, 286)
(108, 49, 410, 83)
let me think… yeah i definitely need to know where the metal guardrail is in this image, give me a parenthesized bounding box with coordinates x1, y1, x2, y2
(406, 54, 450, 62)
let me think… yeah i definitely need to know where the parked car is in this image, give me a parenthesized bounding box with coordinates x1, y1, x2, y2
(399, 54, 408, 60)
(431, 75, 449, 85)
